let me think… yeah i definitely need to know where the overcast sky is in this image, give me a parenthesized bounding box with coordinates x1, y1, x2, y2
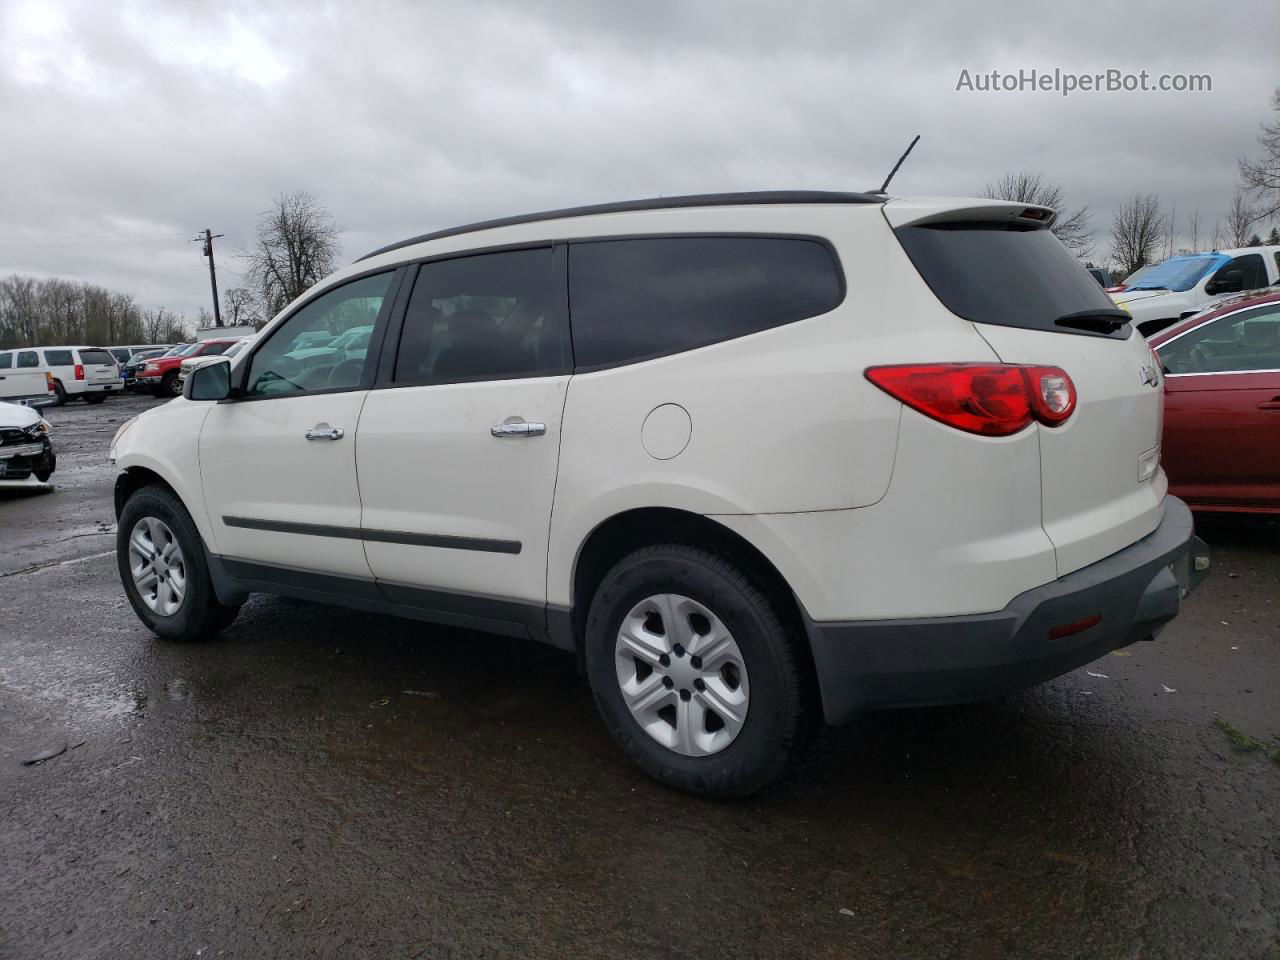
(1, 0, 1277, 317)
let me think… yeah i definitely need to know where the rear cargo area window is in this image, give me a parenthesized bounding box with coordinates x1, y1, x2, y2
(895, 224, 1125, 337)
(569, 236, 843, 369)
(77, 349, 114, 364)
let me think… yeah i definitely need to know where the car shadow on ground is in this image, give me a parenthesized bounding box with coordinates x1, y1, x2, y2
(0, 482, 55, 500)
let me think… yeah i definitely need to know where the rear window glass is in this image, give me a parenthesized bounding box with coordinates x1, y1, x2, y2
(44, 349, 74, 365)
(895, 224, 1126, 337)
(78, 349, 115, 364)
(569, 236, 843, 369)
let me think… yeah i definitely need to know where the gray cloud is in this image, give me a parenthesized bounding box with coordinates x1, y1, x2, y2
(1, 0, 1276, 316)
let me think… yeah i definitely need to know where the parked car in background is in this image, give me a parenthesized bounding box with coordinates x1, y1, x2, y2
(0, 400, 56, 482)
(1113, 246, 1280, 337)
(112, 191, 1208, 796)
(0, 346, 122, 404)
(121, 347, 176, 390)
(109, 344, 170, 367)
(0, 363, 56, 408)
(1152, 289, 1280, 514)
(1087, 266, 1113, 288)
(175, 337, 252, 390)
(135, 339, 240, 397)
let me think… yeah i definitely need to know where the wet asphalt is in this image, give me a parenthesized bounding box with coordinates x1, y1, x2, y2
(0, 394, 1277, 960)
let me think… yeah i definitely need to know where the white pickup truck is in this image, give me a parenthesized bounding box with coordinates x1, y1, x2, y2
(1113, 245, 1280, 336)
(0, 367, 56, 408)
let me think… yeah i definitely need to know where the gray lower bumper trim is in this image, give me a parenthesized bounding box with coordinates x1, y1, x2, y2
(804, 497, 1208, 725)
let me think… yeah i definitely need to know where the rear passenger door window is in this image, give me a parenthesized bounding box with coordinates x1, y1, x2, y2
(393, 247, 567, 384)
(0, 353, 11, 369)
(568, 236, 843, 369)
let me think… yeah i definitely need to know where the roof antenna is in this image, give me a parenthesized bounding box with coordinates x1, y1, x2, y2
(871, 134, 920, 196)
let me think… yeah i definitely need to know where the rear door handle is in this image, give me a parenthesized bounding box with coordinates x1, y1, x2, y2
(491, 418, 546, 438)
(1258, 398, 1280, 411)
(305, 424, 344, 441)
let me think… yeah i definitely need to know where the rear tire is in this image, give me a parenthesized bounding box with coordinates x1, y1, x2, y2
(84, 393, 106, 404)
(585, 543, 811, 797)
(117, 485, 241, 640)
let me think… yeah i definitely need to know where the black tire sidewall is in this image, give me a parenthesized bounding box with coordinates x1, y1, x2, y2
(117, 486, 230, 640)
(585, 548, 800, 796)
(162, 372, 180, 397)
(53, 381, 66, 405)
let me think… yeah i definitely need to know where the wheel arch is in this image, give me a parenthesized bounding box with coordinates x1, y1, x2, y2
(563, 507, 817, 682)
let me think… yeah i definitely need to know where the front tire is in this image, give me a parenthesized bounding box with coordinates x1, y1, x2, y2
(585, 544, 811, 797)
(117, 485, 241, 640)
(161, 372, 180, 398)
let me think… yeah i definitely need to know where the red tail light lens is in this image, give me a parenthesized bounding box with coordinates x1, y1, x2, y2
(74, 363, 85, 381)
(45, 372, 55, 391)
(865, 363, 1076, 437)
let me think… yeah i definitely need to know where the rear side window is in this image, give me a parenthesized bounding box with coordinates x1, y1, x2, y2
(393, 247, 567, 384)
(43, 350, 73, 365)
(78, 349, 115, 365)
(895, 224, 1124, 337)
(569, 236, 843, 369)
(110, 348, 132, 362)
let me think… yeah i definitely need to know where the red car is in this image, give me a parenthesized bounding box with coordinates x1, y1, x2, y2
(135, 339, 240, 398)
(1151, 290, 1280, 513)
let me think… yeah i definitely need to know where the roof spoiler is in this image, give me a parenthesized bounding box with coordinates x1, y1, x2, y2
(882, 198, 1058, 230)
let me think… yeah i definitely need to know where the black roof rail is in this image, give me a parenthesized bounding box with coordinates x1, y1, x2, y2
(356, 190, 884, 262)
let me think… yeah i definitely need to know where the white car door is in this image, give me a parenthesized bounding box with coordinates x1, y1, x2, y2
(355, 247, 569, 629)
(199, 270, 402, 582)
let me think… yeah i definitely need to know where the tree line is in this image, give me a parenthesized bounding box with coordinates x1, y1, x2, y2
(0, 275, 193, 350)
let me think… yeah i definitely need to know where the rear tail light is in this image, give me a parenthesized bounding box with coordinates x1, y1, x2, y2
(74, 363, 84, 381)
(45, 372, 55, 392)
(865, 363, 1077, 437)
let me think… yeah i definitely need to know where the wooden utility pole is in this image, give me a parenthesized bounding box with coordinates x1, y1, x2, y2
(192, 228, 225, 326)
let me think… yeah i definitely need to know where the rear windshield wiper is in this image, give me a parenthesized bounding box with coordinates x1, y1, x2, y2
(1055, 309, 1130, 333)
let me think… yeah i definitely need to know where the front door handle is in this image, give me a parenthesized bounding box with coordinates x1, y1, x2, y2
(491, 418, 546, 438)
(305, 424, 345, 441)
(1258, 398, 1280, 411)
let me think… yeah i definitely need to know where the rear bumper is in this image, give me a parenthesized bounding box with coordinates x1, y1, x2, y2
(805, 496, 1209, 724)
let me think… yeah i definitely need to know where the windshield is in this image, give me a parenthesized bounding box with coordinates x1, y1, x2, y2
(1128, 254, 1228, 292)
(173, 343, 202, 357)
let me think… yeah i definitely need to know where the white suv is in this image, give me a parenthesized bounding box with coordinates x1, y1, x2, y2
(110, 192, 1208, 796)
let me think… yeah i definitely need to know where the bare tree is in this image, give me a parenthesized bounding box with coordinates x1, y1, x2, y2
(981, 172, 1092, 255)
(141, 307, 189, 344)
(1187, 206, 1203, 252)
(221, 286, 260, 327)
(1269, 226, 1280, 246)
(1223, 189, 1258, 248)
(1240, 87, 1280, 223)
(242, 191, 341, 318)
(1110, 194, 1167, 276)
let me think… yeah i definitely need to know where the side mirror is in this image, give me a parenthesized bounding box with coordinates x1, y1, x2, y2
(1206, 270, 1244, 295)
(183, 358, 232, 401)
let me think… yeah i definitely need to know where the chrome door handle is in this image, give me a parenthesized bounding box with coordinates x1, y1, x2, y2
(305, 424, 344, 441)
(491, 418, 546, 438)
